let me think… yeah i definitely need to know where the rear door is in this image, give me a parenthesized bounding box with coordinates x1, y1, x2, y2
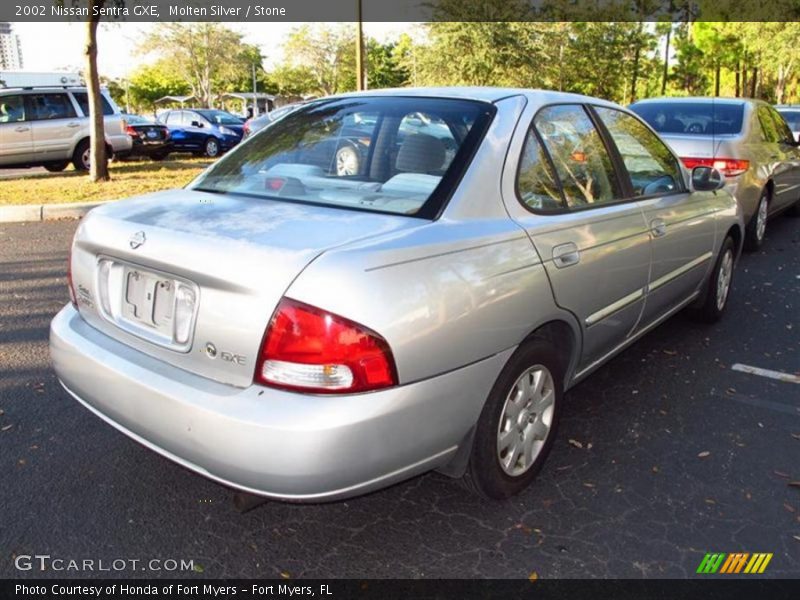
(27, 92, 81, 160)
(514, 104, 652, 371)
(765, 106, 800, 210)
(593, 106, 716, 327)
(0, 93, 34, 164)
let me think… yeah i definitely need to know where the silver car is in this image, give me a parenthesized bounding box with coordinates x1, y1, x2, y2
(0, 86, 132, 171)
(630, 97, 800, 250)
(50, 88, 742, 502)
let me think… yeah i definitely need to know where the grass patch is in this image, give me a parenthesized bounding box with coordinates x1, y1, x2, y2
(0, 156, 215, 205)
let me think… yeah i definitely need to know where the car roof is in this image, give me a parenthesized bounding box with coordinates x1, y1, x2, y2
(632, 96, 754, 107)
(327, 86, 622, 108)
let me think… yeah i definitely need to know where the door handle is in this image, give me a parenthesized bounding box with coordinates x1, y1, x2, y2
(650, 218, 667, 238)
(552, 242, 580, 268)
(66, 122, 81, 128)
(14, 126, 30, 132)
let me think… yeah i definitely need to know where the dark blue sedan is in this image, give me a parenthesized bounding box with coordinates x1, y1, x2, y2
(157, 109, 245, 157)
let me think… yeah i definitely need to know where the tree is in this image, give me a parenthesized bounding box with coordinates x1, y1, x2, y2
(279, 25, 356, 96)
(128, 61, 190, 114)
(142, 24, 257, 107)
(366, 39, 409, 89)
(83, 0, 108, 181)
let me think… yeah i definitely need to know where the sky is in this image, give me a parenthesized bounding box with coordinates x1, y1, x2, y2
(11, 22, 414, 80)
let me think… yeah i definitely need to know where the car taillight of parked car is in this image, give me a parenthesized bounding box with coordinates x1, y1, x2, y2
(126, 125, 139, 138)
(255, 298, 398, 394)
(681, 157, 750, 177)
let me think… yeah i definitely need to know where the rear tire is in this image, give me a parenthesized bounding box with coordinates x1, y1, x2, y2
(744, 189, 769, 251)
(43, 161, 69, 172)
(461, 339, 563, 500)
(72, 139, 91, 171)
(692, 236, 736, 323)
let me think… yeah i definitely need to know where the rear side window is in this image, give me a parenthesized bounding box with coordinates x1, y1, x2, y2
(534, 104, 622, 209)
(71, 92, 115, 117)
(191, 96, 493, 218)
(0, 95, 26, 123)
(631, 102, 744, 136)
(757, 106, 782, 143)
(516, 128, 565, 212)
(27, 93, 77, 121)
(595, 107, 683, 197)
(767, 107, 794, 143)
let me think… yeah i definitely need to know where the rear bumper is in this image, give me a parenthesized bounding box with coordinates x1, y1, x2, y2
(50, 305, 509, 501)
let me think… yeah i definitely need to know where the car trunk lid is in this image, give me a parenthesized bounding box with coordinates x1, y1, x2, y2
(70, 189, 420, 387)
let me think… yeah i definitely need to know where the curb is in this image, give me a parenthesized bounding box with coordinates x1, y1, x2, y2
(0, 201, 109, 223)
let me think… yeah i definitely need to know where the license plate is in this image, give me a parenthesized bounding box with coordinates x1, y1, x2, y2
(121, 267, 174, 335)
(146, 130, 158, 139)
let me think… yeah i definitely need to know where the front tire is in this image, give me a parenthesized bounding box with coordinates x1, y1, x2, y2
(203, 137, 221, 158)
(744, 190, 769, 251)
(692, 236, 736, 323)
(462, 339, 563, 500)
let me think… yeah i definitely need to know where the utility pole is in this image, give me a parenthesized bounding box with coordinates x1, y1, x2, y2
(252, 62, 258, 117)
(356, 0, 365, 91)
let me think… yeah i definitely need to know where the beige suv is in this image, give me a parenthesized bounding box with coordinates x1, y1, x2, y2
(0, 87, 132, 172)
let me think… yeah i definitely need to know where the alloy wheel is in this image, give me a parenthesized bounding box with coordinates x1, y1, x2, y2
(496, 365, 555, 477)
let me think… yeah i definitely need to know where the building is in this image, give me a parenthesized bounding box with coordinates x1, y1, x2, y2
(0, 22, 24, 70)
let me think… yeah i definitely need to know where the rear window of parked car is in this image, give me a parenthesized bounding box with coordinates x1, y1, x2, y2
(631, 102, 745, 136)
(777, 109, 800, 131)
(191, 97, 494, 218)
(71, 92, 115, 117)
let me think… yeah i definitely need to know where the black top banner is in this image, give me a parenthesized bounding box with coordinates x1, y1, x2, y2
(4, 0, 800, 23)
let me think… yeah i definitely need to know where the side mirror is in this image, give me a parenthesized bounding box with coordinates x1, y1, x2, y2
(691, 166, 725, 192)
(191, 120, 203, 128)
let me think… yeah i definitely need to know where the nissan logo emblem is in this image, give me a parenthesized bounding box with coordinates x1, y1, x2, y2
(129, 231, 146, 250)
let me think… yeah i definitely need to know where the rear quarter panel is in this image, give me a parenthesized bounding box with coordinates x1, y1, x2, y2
(284, 218, 560, 385)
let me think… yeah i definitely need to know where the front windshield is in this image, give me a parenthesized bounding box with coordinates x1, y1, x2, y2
(191, 97, 493, 217)
(197, 110, 242, 125)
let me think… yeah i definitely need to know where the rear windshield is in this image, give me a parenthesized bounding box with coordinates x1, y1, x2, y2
(191, 97, 494, 217)
(630, 102, 745, 136)
(777, 109, 800, 131)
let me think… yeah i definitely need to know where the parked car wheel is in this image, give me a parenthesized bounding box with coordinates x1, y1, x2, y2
(72, 139, 92, 171)
(335, 144, 360, 176)
(462, 339, 563, 499)
(204, 137, 221, 158)
(744, 189, 769, 251)
(44, 161, 70, 173)
(692, 236, 736, 323)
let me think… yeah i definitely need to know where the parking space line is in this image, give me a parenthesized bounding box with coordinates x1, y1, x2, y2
(713, 391, 800, 417)
(732, 363, 800, 385)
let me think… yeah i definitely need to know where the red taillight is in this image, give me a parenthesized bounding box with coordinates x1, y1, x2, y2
(265, 177, 285, 191)
(67, 245, 77, 308)
(163, 128, 170, 140)
(255, 299, 398, 394)
(681, 157, 749, 177)
(244, 121, 251, 134)
(126, 125, 139, 138)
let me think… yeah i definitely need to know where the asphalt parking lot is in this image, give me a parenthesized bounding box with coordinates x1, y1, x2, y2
(0, 217, 798, 579)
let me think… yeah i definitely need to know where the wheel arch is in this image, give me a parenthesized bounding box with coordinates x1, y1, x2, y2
(436, 317, 581, 479)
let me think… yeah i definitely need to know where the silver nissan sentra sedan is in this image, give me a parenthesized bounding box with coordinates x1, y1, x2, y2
(50, 88, 743, 501)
